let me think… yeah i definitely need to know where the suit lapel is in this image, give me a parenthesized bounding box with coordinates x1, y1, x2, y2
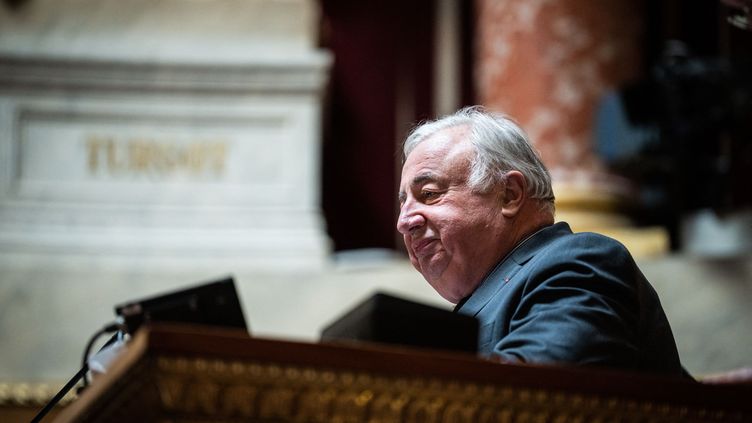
(455, 222, 573, 317)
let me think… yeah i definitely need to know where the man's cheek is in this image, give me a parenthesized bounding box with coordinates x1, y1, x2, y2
(404, 244, 419, 266)
(410, 256, 422, 272)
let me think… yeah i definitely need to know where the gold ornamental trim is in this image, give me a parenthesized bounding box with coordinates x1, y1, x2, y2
(140, 356, 746, 423)
(0, 381, 76, 407)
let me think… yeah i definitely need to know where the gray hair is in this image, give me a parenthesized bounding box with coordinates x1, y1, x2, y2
(403, 106, 555, 213)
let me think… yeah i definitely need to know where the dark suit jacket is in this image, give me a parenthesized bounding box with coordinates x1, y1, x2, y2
(455, 222, 684, 376)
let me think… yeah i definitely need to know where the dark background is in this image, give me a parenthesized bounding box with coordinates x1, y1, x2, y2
(319, 0, 752, 252)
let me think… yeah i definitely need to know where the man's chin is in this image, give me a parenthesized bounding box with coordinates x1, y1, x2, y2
(422, 268, 467, 303)
(421, 266, 450, 289)
(433, 285, 462, 303)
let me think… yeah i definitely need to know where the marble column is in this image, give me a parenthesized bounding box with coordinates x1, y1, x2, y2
(476, 0, 667, 255)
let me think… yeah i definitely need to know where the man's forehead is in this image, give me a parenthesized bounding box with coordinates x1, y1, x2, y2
(402, 128, 472, 177)
(413, 125, 470, 156)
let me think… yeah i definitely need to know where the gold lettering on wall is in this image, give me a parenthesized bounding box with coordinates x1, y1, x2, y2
(86, 135, 227, 177)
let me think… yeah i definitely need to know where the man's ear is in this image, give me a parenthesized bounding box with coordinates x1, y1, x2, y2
(500, 171, 526, 218)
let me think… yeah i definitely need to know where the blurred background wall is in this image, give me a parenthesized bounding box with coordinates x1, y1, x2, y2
(318, 0, 751, 376)
(0, 0, 750, 403)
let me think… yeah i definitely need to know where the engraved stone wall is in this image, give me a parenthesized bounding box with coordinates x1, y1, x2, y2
(0, 0, 341, 383)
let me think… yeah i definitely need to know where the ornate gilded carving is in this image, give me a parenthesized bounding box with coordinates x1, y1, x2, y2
(0, 381, 76, 406)
(144, 356, 748, 422)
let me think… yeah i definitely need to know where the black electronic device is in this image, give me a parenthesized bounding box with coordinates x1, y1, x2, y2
(114, 276, 248, 334)
(321, 292, 478, 353)
(32, 277, 248, 423)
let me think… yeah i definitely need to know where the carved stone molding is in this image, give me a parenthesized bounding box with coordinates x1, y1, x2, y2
(0, 55, 331, 95)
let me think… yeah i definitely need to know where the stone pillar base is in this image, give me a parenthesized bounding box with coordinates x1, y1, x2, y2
(554, 182, 669, 257)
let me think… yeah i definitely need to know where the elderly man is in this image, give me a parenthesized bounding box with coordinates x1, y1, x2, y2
(397, 107, 685, 376)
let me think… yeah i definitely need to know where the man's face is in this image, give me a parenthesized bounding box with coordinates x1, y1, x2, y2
(397, 126, 509, 303)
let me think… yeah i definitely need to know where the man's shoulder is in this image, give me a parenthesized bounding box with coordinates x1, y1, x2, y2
(522, 224, 637, 275)
(539, 225, 631, 258)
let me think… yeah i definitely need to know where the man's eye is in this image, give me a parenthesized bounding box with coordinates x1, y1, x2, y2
(421, 191, 440, 201)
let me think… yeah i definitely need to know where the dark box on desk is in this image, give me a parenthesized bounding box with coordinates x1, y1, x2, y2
(321, 292, 478, 353)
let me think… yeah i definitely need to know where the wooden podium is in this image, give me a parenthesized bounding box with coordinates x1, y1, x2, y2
(52, 324, 751, 422)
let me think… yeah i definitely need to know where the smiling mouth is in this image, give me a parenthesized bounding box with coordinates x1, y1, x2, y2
(413, 238, 437, 256)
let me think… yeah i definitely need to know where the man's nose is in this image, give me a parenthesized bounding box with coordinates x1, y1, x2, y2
(397, 205, 426, 235)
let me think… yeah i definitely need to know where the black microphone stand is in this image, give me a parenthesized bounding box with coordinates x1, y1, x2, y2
(30, 365, 89, 423)
(30, 330, 123, 423)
